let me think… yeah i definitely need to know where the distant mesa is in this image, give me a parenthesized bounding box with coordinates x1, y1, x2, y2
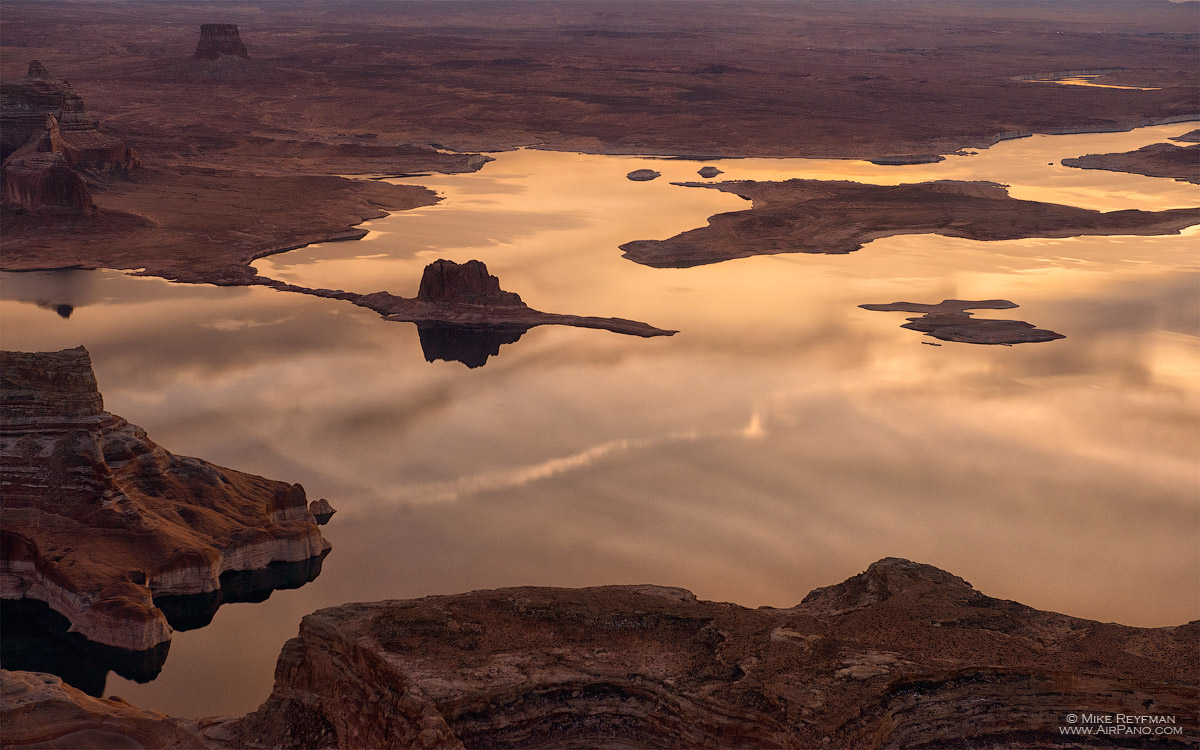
(859, 299, 1065, 345)
(0, 346, 332, 695)
(868, 154, 945, 166)
(626, 168, 661, 182)
(194, 24, 249, 60)
(698, 166, 723, 178)
(172, 24, 270, 80)
(0, 61, 139, 216)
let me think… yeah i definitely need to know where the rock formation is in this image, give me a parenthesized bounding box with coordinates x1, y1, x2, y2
(1, 151, 97, 217)
(620, 179, 1200, 267)
(309, 499, 336, 525)
(1062, 142, 1200, 184)
(0, 61, 139, 172)
(698, 166, 724, 178)
(1, 61, 138, 216)
(6, 558, 1195, 748)
(626, 168, 661, 181)
(261, 259, 676, 367)
(860, 299, 1066, 345)
(416, 259, 524, 307)
(194, 24, 249, 60)
(0, 347, 331, 691)
(1170, 129, 1199, 143)
(174, 24, 270, 81)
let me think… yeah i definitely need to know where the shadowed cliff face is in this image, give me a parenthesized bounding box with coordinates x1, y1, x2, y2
(0, 346, 332, 693)
(2, 558, 1195, 748)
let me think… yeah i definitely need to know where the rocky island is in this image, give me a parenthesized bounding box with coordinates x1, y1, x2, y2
(1061, 141, 1200, 184)
(620, 179, 1200, 267)
(860, 300, 1066, 345)
(2, 558, 1196, 748)
(0, 347, 332, 690)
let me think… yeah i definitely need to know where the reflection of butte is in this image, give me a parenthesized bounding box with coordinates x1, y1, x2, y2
(0, 346, 334, 695)
(859, 299, 1065, 345)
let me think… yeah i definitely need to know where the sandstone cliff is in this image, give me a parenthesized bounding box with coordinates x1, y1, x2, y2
(0, 347, 331, 669)
(4, 558, 1194, 748)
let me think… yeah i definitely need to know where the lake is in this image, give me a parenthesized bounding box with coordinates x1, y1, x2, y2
(1, 123, 1196, 717)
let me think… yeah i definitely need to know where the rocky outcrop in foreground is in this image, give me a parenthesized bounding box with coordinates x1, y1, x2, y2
(860, 299, 1066, 345)
(619, 179, 1200, 267)
(1062, 142, 1200, 184)
(5, 558, 1196, 748)
(0, 347, 331, 675)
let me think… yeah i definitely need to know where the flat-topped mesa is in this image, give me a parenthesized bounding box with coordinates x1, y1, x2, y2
(194, 24, 249, 60)
(416, 259, 525, 308)
(0, 347, 331, 684)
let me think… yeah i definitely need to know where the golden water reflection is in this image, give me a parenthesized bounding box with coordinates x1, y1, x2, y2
(1, 124, 1197, 717)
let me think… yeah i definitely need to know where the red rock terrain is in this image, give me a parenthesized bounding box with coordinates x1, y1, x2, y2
(1062, 142, 1200, 185)
(0, 0, 1196, 281)
(0, 347, 331, 660)
(1, 61, 139, 216)
(620, 179, 1200, 267)
(2, 558, 1196, 748)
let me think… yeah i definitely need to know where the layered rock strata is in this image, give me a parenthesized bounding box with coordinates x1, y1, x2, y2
(1, 62, 139, 215)
(860, 299, 1066, 345)
(0, 61, 139, 172)
(9, 558, 1191, 748)
(619, 179, 1200, 267)
(1062, 142, 1200, 184)
(222, 559, 1200, 748)
(0, 347, 331, 658)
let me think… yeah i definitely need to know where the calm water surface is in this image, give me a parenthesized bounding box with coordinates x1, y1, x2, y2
(1, 124, 1197, 716)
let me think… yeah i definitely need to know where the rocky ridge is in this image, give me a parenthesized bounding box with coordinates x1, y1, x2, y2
(0, 347, 331, 661)
(619, 179, 1200, 267)
(2, 557, 1196, 748)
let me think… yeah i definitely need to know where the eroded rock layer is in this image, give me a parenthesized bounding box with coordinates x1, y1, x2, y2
(0, 347, 331, 656)
(220, 558, 1197, 749)
(619, 179, 1200, 267)
(1, 62, 139, 215)
(2, 558, 1196, 748)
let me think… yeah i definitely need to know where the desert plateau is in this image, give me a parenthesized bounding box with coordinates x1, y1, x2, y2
(1, 1, 1198, 748)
